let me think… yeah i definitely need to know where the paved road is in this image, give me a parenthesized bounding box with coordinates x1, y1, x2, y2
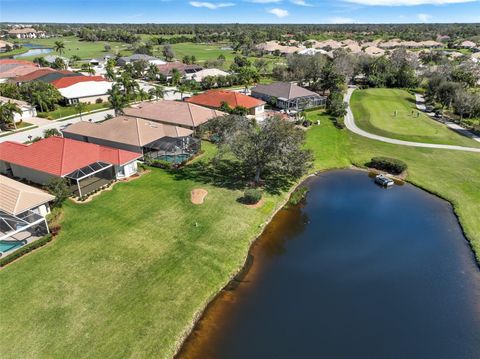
(415, 93, 480, 143)
(343, 88, 480, 153)
(0, 109, 115, 143)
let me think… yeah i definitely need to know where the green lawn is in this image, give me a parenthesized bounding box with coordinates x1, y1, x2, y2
(351, 88, 480, 148)
(39, 102, 111, 120)
(0, 46, 29, 58)
(15, 36, 133, 60)
(1, 93, 480, 358)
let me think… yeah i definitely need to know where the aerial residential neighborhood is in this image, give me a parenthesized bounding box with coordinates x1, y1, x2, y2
(0, 2, 480, 359)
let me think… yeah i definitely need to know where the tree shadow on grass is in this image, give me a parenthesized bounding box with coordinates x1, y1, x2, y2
(171, 158, 294, 195)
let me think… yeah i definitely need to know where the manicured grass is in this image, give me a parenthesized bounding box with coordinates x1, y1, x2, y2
(39, 102, 110, 120)
(15, 36, 132, 60)
(351, 88, 480, 148)
(0, 46, 29, 58)
(1, 97, 480, 359)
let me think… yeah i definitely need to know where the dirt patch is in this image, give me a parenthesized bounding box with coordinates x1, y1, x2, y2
(245, 199, 264, 209)
(191, 189, 208, 205)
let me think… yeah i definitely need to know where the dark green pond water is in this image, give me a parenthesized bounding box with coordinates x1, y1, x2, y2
(179, 170, 480, 359)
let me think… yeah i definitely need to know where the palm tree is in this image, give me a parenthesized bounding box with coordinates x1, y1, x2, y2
(43, 128, 61, 138)
(170, 68, 181, 86)
(75, 102, 87, 121)
(175, 83, 192, 101)
(146, 64, 159, 82)
(81, 63, 95, 76)
(69, 55, 81, 67)
(149, 85, 165, 100)
(53, 40, 65, 56)
(138, 89, 148, 101)
(108, 85, 127, 116)
(0, 101, 22, 130)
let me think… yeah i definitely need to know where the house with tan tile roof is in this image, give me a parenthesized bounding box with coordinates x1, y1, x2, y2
(62, 116, 199, 163)
(123, 100, 226, 130)
(0, 175, 53, 248)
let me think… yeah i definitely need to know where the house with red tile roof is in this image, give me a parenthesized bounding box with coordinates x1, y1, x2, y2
(186, 90, 265, 118)
(0, 137, 141, 197)
(51, 75, 113, 105)
(0, 59, 38, 83)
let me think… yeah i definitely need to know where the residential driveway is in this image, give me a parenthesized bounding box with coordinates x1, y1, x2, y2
(344, 88, 480, 153)
(0, 109, 115, 143)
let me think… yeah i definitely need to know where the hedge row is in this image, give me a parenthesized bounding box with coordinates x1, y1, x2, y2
(367, 156, 408, 175)
(0, 234, 53, 268)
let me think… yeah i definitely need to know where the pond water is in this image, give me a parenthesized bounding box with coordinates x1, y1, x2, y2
(178, 170, 480, 359)
(13, 47, 52, 58)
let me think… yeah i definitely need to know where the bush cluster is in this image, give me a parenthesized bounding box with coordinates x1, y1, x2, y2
(288, 186, 309, 206)
(243, 188, 262, 205)
(0, 235, 53, 268)
(368, 156, 408, 175)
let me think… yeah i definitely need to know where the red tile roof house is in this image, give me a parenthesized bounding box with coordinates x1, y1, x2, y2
(0, 137, 141, 198)
(51, 76, 113, 105)
(186, 90, 266, 119)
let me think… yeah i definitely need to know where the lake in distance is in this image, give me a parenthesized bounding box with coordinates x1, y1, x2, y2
(178, 170, 480, 359)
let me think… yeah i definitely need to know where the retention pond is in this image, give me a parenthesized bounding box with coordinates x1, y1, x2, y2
(178, 169, 480, 359)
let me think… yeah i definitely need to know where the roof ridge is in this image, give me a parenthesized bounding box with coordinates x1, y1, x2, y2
(135, 118, 142, 146)
(59, 137, 67, 175)
(187, 102, 195, 127)
(288, 82, 294, 99)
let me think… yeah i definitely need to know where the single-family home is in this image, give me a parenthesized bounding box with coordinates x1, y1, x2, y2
(0, 40, 14, 53)
(0, 96, 37, 123)
(186, 68, 230, 82)
(251, 82, 326, 111)
(0, 175, 54, 251)
(156, 62, 203, 78)
(8, 28, 45, 39)
(117, 54, 166, 67)
(62, 116, 199, 163)
(186, 90, 265, 118)
(50, 75, 113, 104)
(123, 100, 225, 131)
(459, 40, 477, 49)
(0, 59, 38, 83)
(0, 137, 141, 197)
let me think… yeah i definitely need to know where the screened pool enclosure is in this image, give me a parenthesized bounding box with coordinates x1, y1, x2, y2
(65, 162, 115, 197)
(0, 209, 49, 246)
(144, 136, 201, 164)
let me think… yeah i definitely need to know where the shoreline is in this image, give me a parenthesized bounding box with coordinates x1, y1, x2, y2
(172, 165, 480, 358)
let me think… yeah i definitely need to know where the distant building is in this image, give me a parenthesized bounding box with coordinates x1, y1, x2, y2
(8, 28, 45, 39)
(186, 68, 230, 82)
(156, 61, 203, 78)
(0, 40, 14, 53)
(117, 54, 166, 67)
(251, 82, 326, 111)
(0, 59, 38, 83)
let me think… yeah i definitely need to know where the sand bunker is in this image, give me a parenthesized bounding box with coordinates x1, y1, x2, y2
(191, 189, 208, 204)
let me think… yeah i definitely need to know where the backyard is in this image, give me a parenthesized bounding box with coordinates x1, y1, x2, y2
(1, 99, 480, 358)
(351, 88, 480, 148)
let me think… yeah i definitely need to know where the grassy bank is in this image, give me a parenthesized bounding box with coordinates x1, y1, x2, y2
(1, 96, 479, 358)
(39, 102, 110, 120)
(351, 88, 480, 148)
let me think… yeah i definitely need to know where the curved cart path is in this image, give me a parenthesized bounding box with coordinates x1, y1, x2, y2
(343, 88, 480, 153)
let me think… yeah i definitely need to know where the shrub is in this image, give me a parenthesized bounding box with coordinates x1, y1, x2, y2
(367, 156, 408, 175)
(288, 186, 309, 206)
(0, 235, 53, 268)
(243, 188, 262, 205)
(95, 98, 103, 104)
(46, 177, 70, 207)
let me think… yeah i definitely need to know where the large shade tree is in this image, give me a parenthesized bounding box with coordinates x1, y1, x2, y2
(204, 115, 313, 185)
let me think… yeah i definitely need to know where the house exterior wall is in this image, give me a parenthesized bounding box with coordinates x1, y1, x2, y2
(66, 94, 109, 105)
(13, 105, 37, 123)
(8, 163, 57, 185)
(19, 203, 51, 218)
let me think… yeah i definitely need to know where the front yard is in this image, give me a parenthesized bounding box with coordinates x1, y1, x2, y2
(39, 102, 111, 120)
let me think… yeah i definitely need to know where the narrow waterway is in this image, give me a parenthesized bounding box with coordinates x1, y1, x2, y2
(178, 170, 480, 359)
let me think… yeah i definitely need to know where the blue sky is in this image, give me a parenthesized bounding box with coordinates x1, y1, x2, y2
(1, 0, 479, 24)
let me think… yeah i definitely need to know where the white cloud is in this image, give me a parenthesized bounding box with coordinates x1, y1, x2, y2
(248, 0, 281, 3)
(417, 13, 432, 21)
(290, 0, 313, 5)
(343, 0, 476, 5)
(189, 1, 235, 9)
(328, 16, 355, 23)
(267, 7, 289, 17)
